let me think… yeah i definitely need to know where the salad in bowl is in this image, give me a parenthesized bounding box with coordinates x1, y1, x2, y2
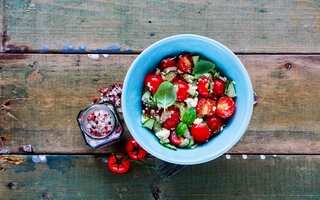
(122, 34, 253, 165)
(141, 52, 237, 150)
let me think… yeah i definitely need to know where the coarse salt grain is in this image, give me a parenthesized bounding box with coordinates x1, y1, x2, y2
(93, 82, 123, 111)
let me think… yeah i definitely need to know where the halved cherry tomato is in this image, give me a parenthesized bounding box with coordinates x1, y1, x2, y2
(216, 96, 235, 118)
(144, 74, 164, 93)
(170, 130, 184, 146)
(173, 81, 189, 101)
(195, 98, 216, 116)
(213, 78, 226, 97)
(206, 115, 223, 135)
(159, 58, 177, 71)
(126, 138, 147, 160)
(178, 52, 193, 73)
(108, 153, 130, 173)
(162, 107, 180, 130)
(191, 124, 211, 143)
(197, 77, 213, 97)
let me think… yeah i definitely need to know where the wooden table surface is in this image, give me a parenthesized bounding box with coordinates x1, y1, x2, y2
(1, 0, 320, 199)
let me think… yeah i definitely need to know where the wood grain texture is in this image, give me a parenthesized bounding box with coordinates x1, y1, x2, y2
(0, 0, 4, 52)
(1, 155, 320, 199)
(2, 0, 320, 53)
(0, 54, 320, 154)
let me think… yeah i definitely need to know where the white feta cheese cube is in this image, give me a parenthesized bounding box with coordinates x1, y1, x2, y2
(155, 128, 170, 143)
(194, 118, 203, 125)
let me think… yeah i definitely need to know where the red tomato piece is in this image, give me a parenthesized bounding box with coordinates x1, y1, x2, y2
(162, 107, 180, 130)
(191, 124, 211, 143)
(144, 74, 164, 93)
(178, 53, 194, 73)
(126, 138, 147, 160)
(173, 81, 189, 101)
(206, 115, 223, 135)
(195, 98, 216, 116)
(213, 78, 226, 97)
(170, 130, 184, 146)
(159, 58, 177, 71)
(108, 153, 131, 173)
(216, 96, 235, 118)
(197, 77, 213, 97)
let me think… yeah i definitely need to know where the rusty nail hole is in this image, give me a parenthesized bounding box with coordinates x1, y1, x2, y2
(284, 63, 292, 70)
(4, 100, 10, 106)
(0, 137, 6, 142)
(148, 21, 152, 23)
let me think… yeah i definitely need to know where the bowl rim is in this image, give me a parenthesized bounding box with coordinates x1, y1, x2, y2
(122, 34, 253, 165)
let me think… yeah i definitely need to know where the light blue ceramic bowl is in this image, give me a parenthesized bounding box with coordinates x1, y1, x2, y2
(122, 34, 253, 165)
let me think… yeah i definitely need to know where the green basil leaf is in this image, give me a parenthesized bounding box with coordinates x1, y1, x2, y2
(192, 60, 216, 76)
(176, 122, 188, 137)
(183, 107, 197, 126)
(155, 81, 177, 110)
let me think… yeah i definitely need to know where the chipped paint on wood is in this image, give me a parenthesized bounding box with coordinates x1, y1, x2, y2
(0, 156, 25, 165)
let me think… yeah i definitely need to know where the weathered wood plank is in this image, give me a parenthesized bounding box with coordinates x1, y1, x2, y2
(1, 155, 320, 199)
(2, 0, 320, 53)
(0, 0, 4, 52)
(0, 54, 319, 154)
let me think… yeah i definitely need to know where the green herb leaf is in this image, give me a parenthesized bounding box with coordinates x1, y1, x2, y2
(192, 60, 216, 76)
(176, 122, 188, 137)
(182, 107, 197, 126)
(155, 81, 177, 110)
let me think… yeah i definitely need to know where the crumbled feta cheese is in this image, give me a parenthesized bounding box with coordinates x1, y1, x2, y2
(184, 97, 198, 108)
(194, 118, 203, 125)
(232, 81, 236, 84)
(177, 69, 184, 74)
(187, 84, 198, 96)
(183, 74, 194, 83)
(156, 129, 170, 143)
